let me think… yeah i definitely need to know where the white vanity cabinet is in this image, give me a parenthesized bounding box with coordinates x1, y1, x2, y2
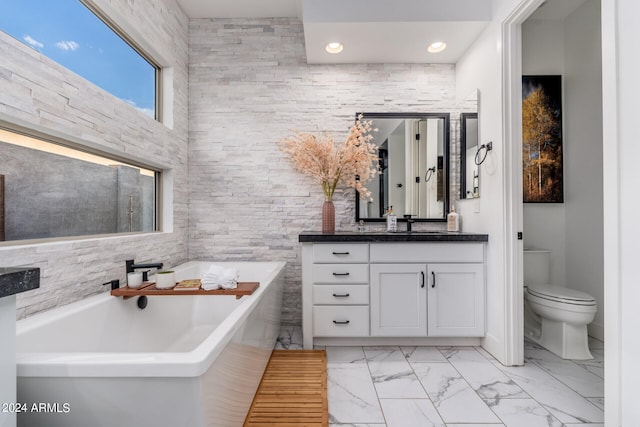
(307, 244, 370, 342)
(370, 243, 486, 338)
(300, 235, 487, 349)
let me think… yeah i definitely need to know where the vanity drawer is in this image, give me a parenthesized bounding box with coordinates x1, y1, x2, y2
(312, 264, 369, 284)
(313, 285, 369, 305)
(313, 306, 369, 337)
(370, 243, 484, 263)
(312, 244, 369, 263)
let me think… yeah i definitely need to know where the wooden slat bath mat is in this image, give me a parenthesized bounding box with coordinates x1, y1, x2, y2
(243, 350, 328, 427)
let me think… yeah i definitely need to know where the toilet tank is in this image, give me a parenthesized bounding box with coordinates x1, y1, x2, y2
(523, 249, 551, 285)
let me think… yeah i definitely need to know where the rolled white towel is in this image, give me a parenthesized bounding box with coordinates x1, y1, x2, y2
(202, 265, 238, 290)
(201, 280, 221, 291)
(203, 267, 238, 283)
(219, 279, 237, 290)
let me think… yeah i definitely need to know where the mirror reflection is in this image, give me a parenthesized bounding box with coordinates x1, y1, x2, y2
(461, 113, 479, 198)
(355, 113, 449, 221)
(456, 90, 480, 199)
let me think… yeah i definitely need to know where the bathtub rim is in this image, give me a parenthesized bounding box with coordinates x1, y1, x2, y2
(16, 260, 286, 378)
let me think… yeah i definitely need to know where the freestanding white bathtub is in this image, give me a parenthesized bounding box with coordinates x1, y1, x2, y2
(15, 261, 285, 427)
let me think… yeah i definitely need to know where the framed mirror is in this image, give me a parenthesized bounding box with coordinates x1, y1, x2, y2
(457, 90, 480, 199)
(355, 112, 450, 222)
(460, 113, 479, 199)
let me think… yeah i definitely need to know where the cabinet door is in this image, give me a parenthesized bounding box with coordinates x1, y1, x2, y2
(427, 263, 485, 337)
(370, 264, 427, 336)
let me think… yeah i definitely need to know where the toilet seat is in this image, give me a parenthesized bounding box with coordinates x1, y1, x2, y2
(526, 284, 596, 306)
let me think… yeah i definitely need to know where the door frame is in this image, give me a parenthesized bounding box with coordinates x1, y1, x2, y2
(501, 0, 546, 367)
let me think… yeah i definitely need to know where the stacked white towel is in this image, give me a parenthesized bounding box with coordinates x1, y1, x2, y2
(202, 265, 239, 290)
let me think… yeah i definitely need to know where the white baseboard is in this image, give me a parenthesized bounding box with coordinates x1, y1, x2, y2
(588, 321, 605, 342)
(314, 337, 481, 347)
(481, 332, 512, 366)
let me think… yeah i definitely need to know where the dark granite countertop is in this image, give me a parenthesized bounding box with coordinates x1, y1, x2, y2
(299, 231, 489, 243)
(0, 267, 40, 298)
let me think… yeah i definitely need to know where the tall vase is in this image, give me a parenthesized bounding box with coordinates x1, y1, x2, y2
(322, 200, 335, 233)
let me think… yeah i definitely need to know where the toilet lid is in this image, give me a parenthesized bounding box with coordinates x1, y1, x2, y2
(527, 284, 596, 304)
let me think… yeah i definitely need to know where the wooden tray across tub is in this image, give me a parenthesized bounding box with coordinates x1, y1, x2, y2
(111, 282, 259, 299)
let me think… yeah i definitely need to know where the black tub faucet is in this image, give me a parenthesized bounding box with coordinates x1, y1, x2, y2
(102, 279, 120, 291)
(126, 259, 164, 282)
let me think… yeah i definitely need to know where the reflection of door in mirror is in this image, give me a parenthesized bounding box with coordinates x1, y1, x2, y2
(455, 89, 479, 200)
(377, 145, 388, 217)
(355, 113, 449, 222)
(407, 119, 445, 218)
(460, 113, 479, 199)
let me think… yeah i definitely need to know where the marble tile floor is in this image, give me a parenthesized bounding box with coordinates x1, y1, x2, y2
(275, 326, 604, 427)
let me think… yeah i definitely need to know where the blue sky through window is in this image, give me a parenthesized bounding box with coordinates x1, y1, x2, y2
(0, 0, 156, 118)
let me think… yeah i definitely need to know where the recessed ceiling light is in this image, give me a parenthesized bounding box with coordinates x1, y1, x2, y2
(325, 42, 344, 54)
(428, 41, 447, 53)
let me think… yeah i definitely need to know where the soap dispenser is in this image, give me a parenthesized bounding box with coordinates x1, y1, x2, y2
(386, 206, 397, 233)
(447, 205, 460, 232)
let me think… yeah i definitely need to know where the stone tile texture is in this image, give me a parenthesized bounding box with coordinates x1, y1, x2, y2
(0, 0, 189, 318)
(187, 18, 457, 325)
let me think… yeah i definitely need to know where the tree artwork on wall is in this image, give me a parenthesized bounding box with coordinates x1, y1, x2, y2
(522, 75, 564, 203)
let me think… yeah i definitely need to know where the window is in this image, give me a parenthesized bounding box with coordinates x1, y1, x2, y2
(0, 0, 159, 119)
(0, 127, 159, 242)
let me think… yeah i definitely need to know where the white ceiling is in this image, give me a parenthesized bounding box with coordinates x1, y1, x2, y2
(175, 0, 587, 64)
(176, 0, 492, 64)
(303, 21, 489, 64)
(528, 0, 589, 20)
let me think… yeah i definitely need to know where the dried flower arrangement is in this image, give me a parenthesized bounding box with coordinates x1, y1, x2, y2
(279, 115, 379, 202)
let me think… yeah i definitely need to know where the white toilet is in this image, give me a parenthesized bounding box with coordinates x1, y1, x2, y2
(523, 249, 597, 360)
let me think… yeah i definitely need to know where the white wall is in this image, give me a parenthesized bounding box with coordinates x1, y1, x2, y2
(455, 13, 510, 360)
(563, 0, 603, 339)
(521, 19, 567, 288)
(521, 1, 604, 340)
(0, 0, 189, 318)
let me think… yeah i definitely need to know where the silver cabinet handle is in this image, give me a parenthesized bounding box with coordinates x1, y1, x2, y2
(332, 293, 350, 297)
(333, 320, 350, 325)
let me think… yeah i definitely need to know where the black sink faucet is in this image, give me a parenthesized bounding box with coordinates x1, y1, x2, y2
(126, 259, 164, 282)
(403, 214, 415, 232)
